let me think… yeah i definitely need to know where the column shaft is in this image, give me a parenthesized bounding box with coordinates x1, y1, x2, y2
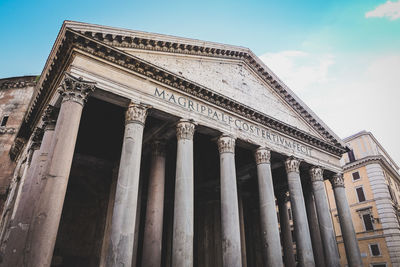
(285, 157, 315, 267)
(27, 74, 95, 267)
(304, 188, 326, 267)
(277, 194, 296, 267)
(172, 120, 196, 267)
(330, 174, 362, 267)
(255, 148, 283, 267)
(106, 103, 148, 266)
(142, 142, 166, 267)
(218, 135, 242, 267)
(310, 167, 340, 267)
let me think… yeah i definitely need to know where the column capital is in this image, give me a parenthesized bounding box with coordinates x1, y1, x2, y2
(217, 134, 235, 154)
(330, 173, 345, 188)
(30, 127, 44, 150)
(309, 166, 324, 182)
(255, 147, 271, 164)
(284, 157, 301, 173)
(58, 73, 96, 106)
(42, 105, 59, 131)
(126, 103, 149, 125)
(176, 119, 196, 140)
(151, 140, 166, 157)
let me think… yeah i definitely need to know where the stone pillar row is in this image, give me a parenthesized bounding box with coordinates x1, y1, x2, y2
(1, 73, 363, 267)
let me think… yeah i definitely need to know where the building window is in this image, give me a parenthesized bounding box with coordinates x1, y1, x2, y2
(362, 213, 374, 231)
(0, 115, 9, 127)
(348, 149, 356, 162)
(356, 186, 366, 202)
(352, 171, 361, 181)
(288, 208, 292, 220)
(371, 264, 386, 267)
(369, 243, 381, 256)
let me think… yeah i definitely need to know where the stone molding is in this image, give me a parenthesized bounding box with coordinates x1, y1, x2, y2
(9, 137, 26, 161)
(217, 134, 235, 154)
(58, 73, 96, 106)
(0, 76, 36, 90)
(125, 102, 148, 125)
(309, 167, 324, 182)
(42, 105, 59, 131)
(0, 127, 16, 134)
(151, 141, 166, 157)
(285, 157, 301, 173)
(330, 173, 345, 188)
(255, 147, 271, 165)
(19, 28, 346, 157)
(176, 120, 196, 140)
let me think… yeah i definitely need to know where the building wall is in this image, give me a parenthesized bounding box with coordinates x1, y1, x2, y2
(327, 131, 400, 267)
(0, 76, 35, 212)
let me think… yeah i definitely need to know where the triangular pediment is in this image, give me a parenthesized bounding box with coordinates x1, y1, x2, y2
(121, 50, 324, 139)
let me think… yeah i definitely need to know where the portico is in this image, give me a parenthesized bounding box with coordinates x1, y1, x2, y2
(0, 21, 362, 267)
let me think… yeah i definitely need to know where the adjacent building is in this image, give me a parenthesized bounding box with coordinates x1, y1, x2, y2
(325, 131, 400, 267)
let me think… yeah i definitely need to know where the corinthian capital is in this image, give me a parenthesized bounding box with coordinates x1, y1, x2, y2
(30, 127, 44, 150)
(176, 120, 196, 140)
(126, 103, 148, 125)
(309, 167, 324, 182)
(255, 147, 271, 164)
(42, 105, 59, 131)
(217, 134, 235, 154)
(330, 173, 345, 188)
(285, 157, 301, 173)
(58, 73, 96, 106)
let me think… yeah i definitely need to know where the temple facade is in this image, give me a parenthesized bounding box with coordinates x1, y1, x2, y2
(0, 21, 363, 267)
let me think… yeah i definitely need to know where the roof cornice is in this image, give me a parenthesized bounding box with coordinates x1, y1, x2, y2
(343, 155, 400, 182)
(0, 76, 36, 90)
(14, 24, 347, 159)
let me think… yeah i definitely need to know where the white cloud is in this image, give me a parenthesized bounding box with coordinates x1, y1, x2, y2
(259, 50, 335, 93)
(259, 50, 400, 165)
(365, 0, 400, 20)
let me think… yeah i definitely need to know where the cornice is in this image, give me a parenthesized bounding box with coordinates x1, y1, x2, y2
(343, 155, 400, 182)
(15, 26, 346, 160)
(0, 76, 36, 90)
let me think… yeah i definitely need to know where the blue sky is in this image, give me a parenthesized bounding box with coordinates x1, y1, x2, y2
(1, 0, 399, 163)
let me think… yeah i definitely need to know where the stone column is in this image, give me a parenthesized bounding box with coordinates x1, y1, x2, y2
(285, 157, 315, 267)
(172, 120, 196, 267)
(106, 102, 148, 267)
(303, 185, 326, 267)
(255, 147, 283, 267)
(330, 173, 362, 267)
(1, 127, 43, 266)
(141, 141, 166, 267)
(218, 135, 242, 267)
(310, 167, 340, 267)
(27, 73, 95, 267)
(277, 192, 296, 267)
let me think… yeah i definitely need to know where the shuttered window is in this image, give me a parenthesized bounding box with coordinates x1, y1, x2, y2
(370, 244, 381, 256)
(356, 187, 366, 202)
(363, 214, 374, 231)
